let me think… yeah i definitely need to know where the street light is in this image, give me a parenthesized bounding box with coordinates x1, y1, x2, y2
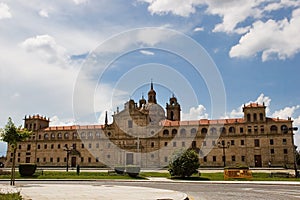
(63, 144, 71, 172)
(218, 140, 230, 167)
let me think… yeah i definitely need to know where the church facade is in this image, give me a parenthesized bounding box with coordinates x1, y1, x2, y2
(5, 83, 297, 168)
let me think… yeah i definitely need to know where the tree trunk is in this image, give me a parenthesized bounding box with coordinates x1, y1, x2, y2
(10, 146, 16, 186)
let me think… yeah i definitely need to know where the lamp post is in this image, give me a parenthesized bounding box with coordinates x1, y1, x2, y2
(218, 140, 230, 167)
(64, 144, 71, 172)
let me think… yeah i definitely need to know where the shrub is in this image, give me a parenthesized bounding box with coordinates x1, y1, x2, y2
(168, 149, 200, 178)
(126, 166, 140, 177)
(19, 163, 37, 177)
(114, 166, 125, 175)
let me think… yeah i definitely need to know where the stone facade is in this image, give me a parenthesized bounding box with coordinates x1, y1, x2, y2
(5, 83, 296, 168)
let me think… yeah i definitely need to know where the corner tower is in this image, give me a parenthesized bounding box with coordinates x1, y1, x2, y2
(166, 95, 181, 121)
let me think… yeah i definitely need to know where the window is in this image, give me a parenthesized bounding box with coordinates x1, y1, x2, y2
(18, 145, 22, 149)
(248, 126, 252, 133)
(88, 143, 92, 148)
(232, 155, 236, 162)
(51, 133, 55, 139)
(128, 120, 133, 128)
(58, 144, 61, 149)
(213, 156, 216, 162)
(96, 143, 99, 148)
(203, 156, 207, 162)
(73, 132, 77, 139)
(281, 125, 288, 134)
(210, 128, 217, 135)
(270, 125, 278, 133)
(259, 113, 264, 121)
(164, 142, 168, 147)
(164, 157, 168, 162)
(241, 156, 245, 162)
(201, 128, 208, 134)
(81, 157, 84, 162)
(96, 158, 99, 162)
(44, 134, 49, 140)
(247, 113, 251, 122)
(241, 140, 245, 146)
(191, 128, 197, 136)
(51, 144, 54, 149)
(151, 142, 154, 148)
(253, 113, 257, 121)
(27, 144, 31, 151)
(254, 126, 258, 133)
(180, 129, 186, 137)
(37, 158, 40, 163)
(95, 132, 100, 139)
(37, 144, 41, 149)
(81, 143, 85, 148)
(172, 129, 177, 136)
(220, 127, 226, 135)
(229, 127, 235, 134)
(270, 139, 274, 145)
(283, 138, 287, 145)
(163, 129, 169, 136)
(173, 142, 176, 147)
(270, 149, 275, 154)
(231, 140, 235, 146)
(260, 126, 264, 133)
(50, 158, 53, 162)
(43, 157, 46, 162)
(182, 142, 185, 147)
(64, 133, 69, 139)
(44, 144, 47, 149)
(212, 141, 216, 146)
(58, 133, 62, 139)
(88, 157, 92, 162)
(151, 154, 154, 159)
(254, 139, 260, 147)
(240, 127, 244, 133)
(88, 132, 93, 139)
(203, 141, 207, 146)
(81, 132, 86, 139)
(57, 157, 60, 162)
(284, 149, 288, 154)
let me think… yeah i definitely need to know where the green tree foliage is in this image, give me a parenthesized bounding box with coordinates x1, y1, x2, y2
(0, 117, 31, 185)
(168, 148, 200, 178)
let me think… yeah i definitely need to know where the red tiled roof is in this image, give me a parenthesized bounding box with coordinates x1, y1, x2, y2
(244, 103, 265, 108)
(44, 124, 104, 131)
(160, 118, 245, 127)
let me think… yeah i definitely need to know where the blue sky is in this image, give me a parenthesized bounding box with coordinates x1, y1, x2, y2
(1, 0, 300, 156)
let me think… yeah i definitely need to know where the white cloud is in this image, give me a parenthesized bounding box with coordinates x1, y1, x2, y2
(140, 50, 154, 55)
(194, 27, 204, 32)
(0, 3, 12, 19)
(139, 0, 203, 17)
(21, 35, 69, 65)
(73, 0, 88, 5)
(50, 115, 75, 126)
(230, 9, 300, 61)
(182, 104, 209, 120)
(39, 9, 49, 18)
(271, 105, 300, 119)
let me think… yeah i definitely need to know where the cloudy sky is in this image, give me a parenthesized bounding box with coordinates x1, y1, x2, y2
(1, 0, 300, 156)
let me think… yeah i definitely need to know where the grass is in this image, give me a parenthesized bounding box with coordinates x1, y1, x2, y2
(0, 192, 22, 200)
(1, 170, 300, 181)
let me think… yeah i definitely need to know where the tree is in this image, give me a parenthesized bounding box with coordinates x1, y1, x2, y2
(168, 148, 200, 178)
(0, 117, 31, 185)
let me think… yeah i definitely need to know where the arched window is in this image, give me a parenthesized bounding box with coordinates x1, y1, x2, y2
(260, 113, 264, 121)
(229, 127, 235, 134)
(95, 132, 101, 139)
(172, 129, 177, 136)
(190, 128, 197, 136)
(73, 132, 77, 139)
(44, 133, 49, 140)
(88, 132, 93, 139)
(210, 127, 217, 135)
(180, 129, 186, 137)
(81, 132, 86, 139)
(253, 113, 257, 121)
(281, 125, 288, 134)
(201, 128, 207, 134)
(247, 114, 251, 122)
(51, 133, 55, 140)
(64, 133, 69, 139)
(270, 125, 278, 133)
(220, 127, 226, 135)
(57, 133, 62, 139)
(163, 129, 169, 136)
(170, 111, 174, 120)
(107, 132, 112, 137)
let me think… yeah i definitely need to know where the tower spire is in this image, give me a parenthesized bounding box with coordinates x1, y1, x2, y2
(105, 111, 108, 125)
(148, 80, 157, 104)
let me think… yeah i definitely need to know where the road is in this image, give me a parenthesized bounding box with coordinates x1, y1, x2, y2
(2, 180, 299, 200)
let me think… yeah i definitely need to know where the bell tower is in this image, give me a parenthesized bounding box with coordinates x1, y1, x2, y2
(166, 95, 181, 121)
(147, 81, 157, 104)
